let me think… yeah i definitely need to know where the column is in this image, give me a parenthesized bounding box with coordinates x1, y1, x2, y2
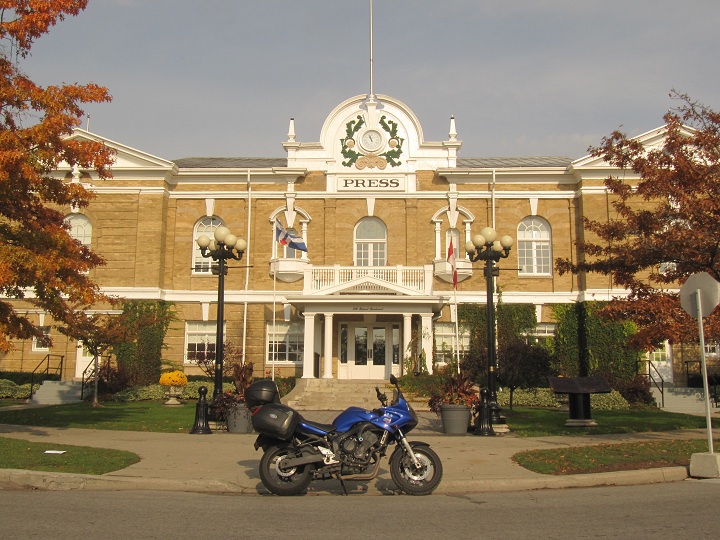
(323, 313, 333, 379)
(403, 314, 412, 373)
(421, 313, 433, 374)
(302, 312, 316, 378)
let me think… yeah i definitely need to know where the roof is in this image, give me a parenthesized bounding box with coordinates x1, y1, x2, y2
(456, 156, 573, 168)
(171, 157, 287, 168)
(171, 156, 574, 170)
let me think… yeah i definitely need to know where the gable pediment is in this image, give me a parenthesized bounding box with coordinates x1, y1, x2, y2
(61, 129, 176, 172)
(571, 124, 697, 169)
(316, 275, 423, 296)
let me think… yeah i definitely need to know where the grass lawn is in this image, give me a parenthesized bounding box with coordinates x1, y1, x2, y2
(504, 407, 714, 437)
(0, 401, 197, 433)
(514, 438, 720, 475)
(0, 437, 140, 474)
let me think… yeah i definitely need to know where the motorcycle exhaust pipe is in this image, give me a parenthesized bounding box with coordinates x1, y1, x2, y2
(279, 454, 325, 469)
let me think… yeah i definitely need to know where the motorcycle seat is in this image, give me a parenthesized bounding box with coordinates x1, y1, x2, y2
(299, 417, 335, 434)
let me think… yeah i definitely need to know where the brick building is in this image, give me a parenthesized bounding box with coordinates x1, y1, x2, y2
(1, 93, 680, 384)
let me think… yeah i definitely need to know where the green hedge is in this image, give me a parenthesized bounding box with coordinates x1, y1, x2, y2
(0, 379, 37, 399)
(0, 372, 60, 385)
(496, 387, 629, 411)
(111, 377, 296, 402)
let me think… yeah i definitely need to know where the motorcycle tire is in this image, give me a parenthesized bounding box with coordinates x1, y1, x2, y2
(259, 443, 313, 496)
(389, 445, 443, 496)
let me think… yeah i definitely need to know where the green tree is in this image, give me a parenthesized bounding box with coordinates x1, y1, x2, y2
(113, 301, 175, 387)
(459, 302, 551, 399)
(0, 1, 114, 352)
(552, 302, 642, 382)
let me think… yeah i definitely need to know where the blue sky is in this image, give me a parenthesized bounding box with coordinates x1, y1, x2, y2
(24, 0, 720, 161)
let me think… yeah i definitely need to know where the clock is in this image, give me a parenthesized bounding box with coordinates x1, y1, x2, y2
(360, 129, 383, 152)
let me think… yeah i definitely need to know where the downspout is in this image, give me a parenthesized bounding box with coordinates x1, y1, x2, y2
(491, 169, 496, 228)
(242, 170, 251, 364)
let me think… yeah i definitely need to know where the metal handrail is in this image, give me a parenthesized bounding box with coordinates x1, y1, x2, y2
(29, 354, 65, 399)
(80, 355, 112, 400)
(80, 359, 98, 401)
(639, 359, 664, 408)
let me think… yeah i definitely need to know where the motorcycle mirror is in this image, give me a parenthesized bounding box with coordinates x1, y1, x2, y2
(389, 374, 397, 385)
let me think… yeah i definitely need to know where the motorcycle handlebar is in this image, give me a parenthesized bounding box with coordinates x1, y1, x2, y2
(375, 386, 387, 406)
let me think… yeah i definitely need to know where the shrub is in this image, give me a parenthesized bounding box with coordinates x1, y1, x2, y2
(496, 388, 561, 408)
(614, 375, 656, 406)
(591, 390, 630, 411)
(0, 379, 37, 399)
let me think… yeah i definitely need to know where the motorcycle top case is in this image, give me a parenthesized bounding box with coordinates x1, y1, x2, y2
(251, 403, 299, 440)
(245, 380, 281, 408)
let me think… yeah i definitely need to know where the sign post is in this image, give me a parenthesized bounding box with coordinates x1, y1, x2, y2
(680, 272, 720, 477)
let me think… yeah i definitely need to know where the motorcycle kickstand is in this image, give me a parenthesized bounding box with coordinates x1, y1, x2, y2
(334, 473, 349, 496)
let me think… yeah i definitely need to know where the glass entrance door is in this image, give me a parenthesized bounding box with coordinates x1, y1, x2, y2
(349, 325, 389, 379)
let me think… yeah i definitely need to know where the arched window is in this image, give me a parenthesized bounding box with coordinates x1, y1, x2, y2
(193, 216, 224, 274)
(354, 217, 387, 267)
(66, 214, 92, 246)
(517, 217, 552, 275)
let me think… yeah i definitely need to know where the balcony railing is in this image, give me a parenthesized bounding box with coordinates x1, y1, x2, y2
(304, 265, 434, 295)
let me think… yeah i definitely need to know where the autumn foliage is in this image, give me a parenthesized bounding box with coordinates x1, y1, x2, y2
(0, 1, 114, 352)
(556, 92, 720, 350)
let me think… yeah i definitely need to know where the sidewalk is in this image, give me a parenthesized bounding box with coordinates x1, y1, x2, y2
(0, 409, 709, 495)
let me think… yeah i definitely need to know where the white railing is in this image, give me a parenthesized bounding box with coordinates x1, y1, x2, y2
(304, 265, 433, 295)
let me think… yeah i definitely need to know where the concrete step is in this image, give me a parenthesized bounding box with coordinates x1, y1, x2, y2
(282, 379, 394, 410)
(28, 381, 83, 405)
(652, 386, 719, 415)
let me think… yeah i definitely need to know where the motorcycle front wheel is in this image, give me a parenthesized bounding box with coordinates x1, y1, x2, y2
(259, 443, 313, 496)
(389, 445, 443, 495)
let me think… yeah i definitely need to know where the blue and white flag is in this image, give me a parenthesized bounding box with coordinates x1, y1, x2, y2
(275, 219, 308, 252)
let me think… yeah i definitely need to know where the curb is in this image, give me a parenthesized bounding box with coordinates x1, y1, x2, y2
(0, 466, 690, 494)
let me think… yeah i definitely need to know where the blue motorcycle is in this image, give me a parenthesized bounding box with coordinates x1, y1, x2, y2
(247, 374, 443, 496)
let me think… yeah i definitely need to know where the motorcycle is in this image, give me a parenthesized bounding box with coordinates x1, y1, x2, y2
(246, 374, 443, 496)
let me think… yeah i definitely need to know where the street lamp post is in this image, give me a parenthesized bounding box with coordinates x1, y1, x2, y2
(465, 227, 513, 433)
(196, 226, 246, 401)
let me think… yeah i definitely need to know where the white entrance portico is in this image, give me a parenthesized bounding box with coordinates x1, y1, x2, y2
(287, 294, 444, 380)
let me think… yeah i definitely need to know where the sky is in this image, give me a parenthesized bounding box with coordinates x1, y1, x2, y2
(22, 0, 720, 161)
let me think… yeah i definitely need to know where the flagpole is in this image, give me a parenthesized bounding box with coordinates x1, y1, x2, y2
(453, 284, 460, 375)
(272, 223, 277, 382)
(448, 238, 460, 374)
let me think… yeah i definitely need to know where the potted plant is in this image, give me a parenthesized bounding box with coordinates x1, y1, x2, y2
(213, 391, 253, 433)
(428, 372, 478, 435)
(215, 360, 255, 433)
(159, 370, 188, 406)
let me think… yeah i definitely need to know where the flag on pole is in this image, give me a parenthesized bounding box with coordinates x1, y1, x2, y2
(447, 239, 458, 290)
(275, 219, 308, 252)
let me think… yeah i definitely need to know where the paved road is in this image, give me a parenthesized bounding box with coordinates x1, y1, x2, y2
(2, 481, 719, 539)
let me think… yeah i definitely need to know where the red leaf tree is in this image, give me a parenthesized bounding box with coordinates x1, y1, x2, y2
(556, 91, 720, 350)
(0, 1, 114, 352)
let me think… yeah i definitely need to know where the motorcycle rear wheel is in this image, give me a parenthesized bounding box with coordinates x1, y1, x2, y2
(259, 443, 313, 496)
(389, 445, 443, 495)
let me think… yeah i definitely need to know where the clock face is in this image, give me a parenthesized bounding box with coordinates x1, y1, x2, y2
(360, 129, 383, 152)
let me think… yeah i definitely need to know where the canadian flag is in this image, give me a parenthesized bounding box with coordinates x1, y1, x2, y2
(447, 239, 458, 290)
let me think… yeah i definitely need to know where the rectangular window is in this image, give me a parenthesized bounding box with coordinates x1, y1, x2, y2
(32, 326, 51, 351)
(267, 322, 304, 363)
(433, 323, 469, 365)
(185, 322, 217, 364)
(518, 241, 551, 275)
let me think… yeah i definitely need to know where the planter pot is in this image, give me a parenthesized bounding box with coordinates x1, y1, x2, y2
(440, 404, 471, 435)
(226, 406, 253, 433)
(164, 385, 183, 406)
